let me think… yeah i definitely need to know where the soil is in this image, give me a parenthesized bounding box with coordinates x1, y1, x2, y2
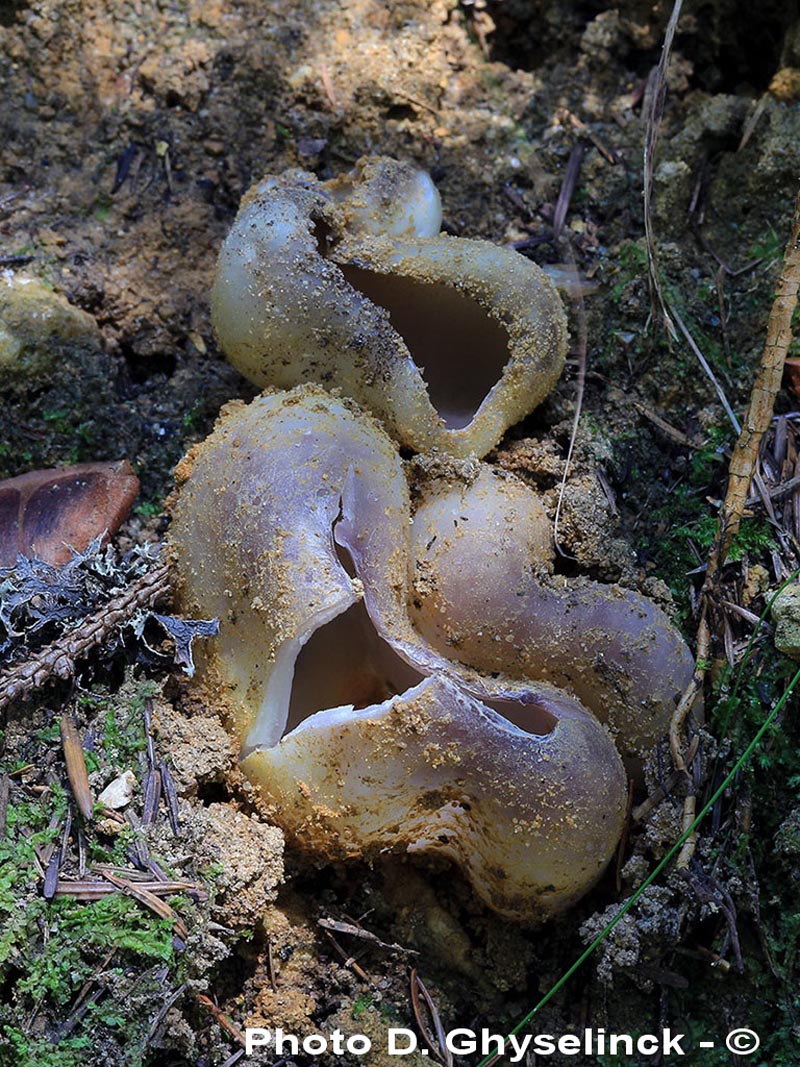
(2, 1, 800, 1065)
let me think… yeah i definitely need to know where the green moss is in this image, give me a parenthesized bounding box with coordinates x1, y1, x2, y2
(351, 992, 375, 1019)
(0, 1028, 92, 1067)
(609, 240, 649, 304)
(0, 785, 180, 1061)
(0, 677, 191, 1062)
(93, 195, 113, 222)
(78, 686, 151, 768)
(180, 403, 202, 432)
(133, 499, 164, 518)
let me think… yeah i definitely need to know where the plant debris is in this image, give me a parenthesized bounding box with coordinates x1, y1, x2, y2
(0, 538, 218, 710)
(60, 714, 94, 821)
(146, 614, 219, 678)
(0, 537, 157, 667)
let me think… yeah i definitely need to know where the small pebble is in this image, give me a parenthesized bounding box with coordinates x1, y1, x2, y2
(97, 770, 137, 809)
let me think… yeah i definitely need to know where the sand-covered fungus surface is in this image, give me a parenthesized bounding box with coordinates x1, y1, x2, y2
(3, 0, 800, 1064)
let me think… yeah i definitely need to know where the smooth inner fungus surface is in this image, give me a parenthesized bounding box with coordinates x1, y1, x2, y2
(285, 598, 425, 737)
(480, 696, 558, 736)
(283, 597, 558, 743)
(339, 265, 511, 430)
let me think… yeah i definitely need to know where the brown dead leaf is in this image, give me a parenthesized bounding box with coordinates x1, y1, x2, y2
(0, 460, 139, 566)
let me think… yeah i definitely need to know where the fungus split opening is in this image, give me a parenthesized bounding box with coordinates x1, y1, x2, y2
(282, 600, 559, 741)
(285, 599, 423, 734)
(281, 533, 557, 744)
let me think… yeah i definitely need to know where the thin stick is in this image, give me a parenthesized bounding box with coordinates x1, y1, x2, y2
(641, 0, 741, 437)
(54, 879, 200, 900)
(159, 761, 181, 835)
(321, 929, 372, 985)
(410, 970, 453, 1067)
(196, 994, 247, 1048)
(266, 935, 278, 993)
(671, 303, 741, 435)
(553, 240, 588, 556)
(552, 142, 585, 240)
(708, 188, 800, 575)
(669, 609, 708, 775)
(146, 984, 187, 1044)
(669, 606, 709, 869)
(318, 917, 418, 955)
(642, 0, 683, 338)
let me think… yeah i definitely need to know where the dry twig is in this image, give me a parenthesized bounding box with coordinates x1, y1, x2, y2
(145, 983, 187, 1045)
(318, 916, 418, 955)
(196, 993, 247, 1048)
(633, 736, 699, 823)
(266, 934, 278, 993)
(142, 767, 162, 825)
(642, 0, 683, 337)
(552, 142, 586, 240)
(615, 780, 636, 893)
(555, 107, 622, 165)
(708, 189, 800, 576)
(553, 240, 588, 557)
(160, 760, 181, 834)
(632, 400, 697, 447)
(321, 928, 373, 985)
(409, 969, 453, 1067)
(54, 879, 202, 901)
(668, 608, 709, 869)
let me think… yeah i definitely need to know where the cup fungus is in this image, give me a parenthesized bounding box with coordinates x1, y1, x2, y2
(172, 156, 696, 921)
(408, 467, 695, 771)
(170, 388, 627, 921)
(210, 157, 567, 458)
